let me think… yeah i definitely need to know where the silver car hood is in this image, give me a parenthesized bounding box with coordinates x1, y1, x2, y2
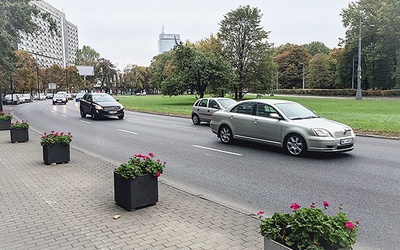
(292, 118, 351, 132)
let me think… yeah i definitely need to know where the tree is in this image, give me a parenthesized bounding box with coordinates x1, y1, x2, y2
(341, 0, 400, 89)
(13, 50, 37, 93)
(306, 53, 336, 89)
(303, 42, 331, 56)
(166, 42, 234, 98)
(149, 51, 174, 92)
(75, 45, 100, 66)
(63, 66, 83, 93)
(123, 65, 147, 94)
(218, 5, 271, 99)
(95, 58, 117, 93)
(274, 43, 312, 89)
(0, 0, 57, 72)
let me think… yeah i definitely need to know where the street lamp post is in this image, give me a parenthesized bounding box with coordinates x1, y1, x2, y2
(355, 15, 363, 100)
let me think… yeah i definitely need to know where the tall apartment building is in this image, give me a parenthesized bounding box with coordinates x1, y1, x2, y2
(158, 26, 180, 54)
(16, 0, 79, 68)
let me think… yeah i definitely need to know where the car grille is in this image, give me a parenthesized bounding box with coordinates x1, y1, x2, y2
(334, 130, 352, 138)
(104, 106, 121, 111)
(337, 144, 354, 150)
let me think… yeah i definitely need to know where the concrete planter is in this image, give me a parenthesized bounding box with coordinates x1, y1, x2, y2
(42, 143, 70, 165)
(0, 119, 11, 130)
(114, 172, 158, 211)
(10, 128, 29, 143)
(264, 237, 292, 250)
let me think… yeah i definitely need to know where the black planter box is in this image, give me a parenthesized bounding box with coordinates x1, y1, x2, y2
(42, 143, 70, 165)
(114, 172, 158, 211)
(10, 128, 29, 143)
(0, 119, 11, 130)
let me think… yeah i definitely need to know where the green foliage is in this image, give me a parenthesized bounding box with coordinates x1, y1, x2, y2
(303, 42, 330, 56)
(306, 54, 337, 89)
(10, 120, 29, 130)
(96, 58, 117, 93)
(218, 5, 271, 99)
(75, 45, 100, 66)
(115, 153, 166, 179)
(275, 43, 312, 89)
(0, 112, 12, 120)
(259, 202, 359, 250)
(40, 131, 72, 146)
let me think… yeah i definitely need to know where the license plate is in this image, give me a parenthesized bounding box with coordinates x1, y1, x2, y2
(109, 111, 117, 114)
(340, 138, 353, 145)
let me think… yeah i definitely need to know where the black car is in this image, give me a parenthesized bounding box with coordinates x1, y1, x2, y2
(80, 93, 124, 120)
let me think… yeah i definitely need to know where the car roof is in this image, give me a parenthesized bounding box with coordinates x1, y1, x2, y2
(239, 99, 295, 105)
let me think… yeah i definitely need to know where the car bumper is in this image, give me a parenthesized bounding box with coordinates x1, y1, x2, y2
(210, 122, 219, 135)
(307, 135, 356, 153)
(94, 109, 124, 118)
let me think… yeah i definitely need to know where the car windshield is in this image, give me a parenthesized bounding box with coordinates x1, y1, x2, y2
(54, 94, 64, 98)
(218, 99, 237, 108)
(92, 94, 116, 102)
(275, 102, 319, 120)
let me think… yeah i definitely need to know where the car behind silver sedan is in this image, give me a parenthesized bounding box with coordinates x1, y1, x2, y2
(192, 97, 237, 125)
(210, 99, 355, 156)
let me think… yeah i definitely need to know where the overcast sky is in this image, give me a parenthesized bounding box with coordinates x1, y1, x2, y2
(45, 0, 352, 69)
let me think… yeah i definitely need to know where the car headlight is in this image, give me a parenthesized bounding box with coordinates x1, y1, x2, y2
(312, 128, 331, 137)
(95, 105, 103, 110)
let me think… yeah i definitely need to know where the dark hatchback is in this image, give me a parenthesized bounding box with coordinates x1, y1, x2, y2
(80, 93, 124, 120)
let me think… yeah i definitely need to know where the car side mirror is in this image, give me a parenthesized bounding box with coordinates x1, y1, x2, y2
(270, 113, 281, 119)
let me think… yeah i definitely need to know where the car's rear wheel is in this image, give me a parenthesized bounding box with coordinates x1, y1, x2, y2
(284, 134, 306, 156)
(192, 114, 200, 125)
(219, 125, 233, 144)
(80, 109, 86, 118)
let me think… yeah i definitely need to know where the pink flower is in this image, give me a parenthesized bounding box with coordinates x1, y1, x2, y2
(156, 172, 161, 177)
(163, 161, 166, 165)
(290, 203, 300, 211)
(51, 130, 54, 133)
(68, 132, 71, 135)
(310, 203, 316, 208)
(257, 211, 265, 216)
(345, 222, 355, 229)
(356, 220, 360, 225)
(323, 201, 329, 207)
(149, 152, 154, 157)
(44, 132, 47, 135)
(144, 156, 150, 160)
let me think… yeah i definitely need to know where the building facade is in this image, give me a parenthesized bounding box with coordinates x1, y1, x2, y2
(16, 0, 79, 68)
(158, 29, 180, 54)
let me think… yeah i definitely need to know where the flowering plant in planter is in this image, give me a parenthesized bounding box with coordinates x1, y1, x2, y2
(258, 201, 359, 250)
(40, 131, 73, 146)
(0, 112, 12, 120)
(10, 120, 30, 130)
(115, 153, 166, 179)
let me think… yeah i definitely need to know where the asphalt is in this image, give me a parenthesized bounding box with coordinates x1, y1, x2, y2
(0, 106, 262, 250)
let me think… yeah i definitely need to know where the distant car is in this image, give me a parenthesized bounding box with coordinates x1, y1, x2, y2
(191, 97, 237, 125)
(22, 94, 33, 102)
(66, 93, 73, 100)
(80, 92, 124, 120)
(2, 94, 23, 105)
(52, 94, 67, 105)
(46, 93, 54, 99)
(34, 93, 46, 100)
(56, 91, 68, 102)
(210, 99, 356, 156)
(16, 94, 26, 103)
(75, 92, 85, 102)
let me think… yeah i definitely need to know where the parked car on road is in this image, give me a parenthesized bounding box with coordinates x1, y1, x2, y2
(22, 94, 33, 102)
(52, 93, 67, 105)
(2, 94, 23, 105)
(34, 93, 46, 100)
(80, 93, 124, 120)
(191, 97, 237, 125)
(210, 99, 356, 156)
(56, 91, 68, 102)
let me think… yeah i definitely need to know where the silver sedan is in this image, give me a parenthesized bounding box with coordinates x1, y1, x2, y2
(210, 99, 355, 156)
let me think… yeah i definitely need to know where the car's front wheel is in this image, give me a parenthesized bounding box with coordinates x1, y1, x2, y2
(80, 109, 86, 118)
(91, 109, 98, 120)
(284, 134, 306, 156)
(219, 125, 233, 144)
(192, 114, 200, 125)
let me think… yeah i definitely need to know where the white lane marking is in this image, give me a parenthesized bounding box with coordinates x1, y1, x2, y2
(172, 124, 196, 130)
(81, 120, 91, 124)
(61, 114, 68, 117)
(193, 145, 242, 156)
(118, 129, 139, 135)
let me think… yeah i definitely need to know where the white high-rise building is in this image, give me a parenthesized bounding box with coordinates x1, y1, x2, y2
(158, 26, 180, 54)
(17, 0, 78, 68)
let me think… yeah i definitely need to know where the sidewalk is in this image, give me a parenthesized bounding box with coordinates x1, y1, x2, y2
(0, 127, 262, 249)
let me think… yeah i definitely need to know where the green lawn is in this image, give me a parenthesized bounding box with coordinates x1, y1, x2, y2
(117, 94, 400, 137)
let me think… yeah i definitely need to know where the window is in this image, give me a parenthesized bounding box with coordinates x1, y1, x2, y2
(199, 99, 208, 107)
(231, 102, 254, 115)
(209, 99, 219, 109)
